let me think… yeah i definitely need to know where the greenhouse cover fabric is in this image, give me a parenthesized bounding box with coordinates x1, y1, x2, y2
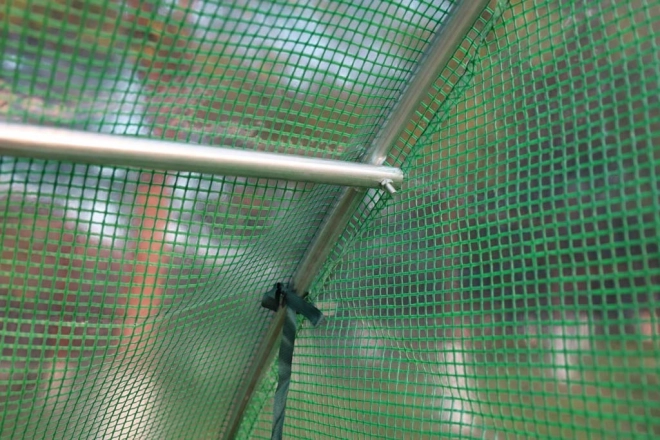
(0, 0, 455, 437)
(0, 0, 659, 439)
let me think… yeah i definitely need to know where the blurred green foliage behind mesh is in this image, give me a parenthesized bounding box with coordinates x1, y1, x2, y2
(1, 0, 659, 439)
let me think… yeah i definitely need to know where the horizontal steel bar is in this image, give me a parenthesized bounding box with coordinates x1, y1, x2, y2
(0, 123, 403, 189)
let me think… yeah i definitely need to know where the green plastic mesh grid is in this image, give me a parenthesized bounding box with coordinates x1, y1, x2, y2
(241, 0, 660, 438)
(1, 0, 659, 439)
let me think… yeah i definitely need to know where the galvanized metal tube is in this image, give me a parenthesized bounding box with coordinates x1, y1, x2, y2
(224, 0, 491, 438)
(293, 0, 491, 289)
(365, 0, 493, 165)
(0, 123, 402, 189)
(293, 0, 492, 298)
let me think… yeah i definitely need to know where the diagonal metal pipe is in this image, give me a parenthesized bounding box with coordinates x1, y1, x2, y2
(223, 0, 492, 437)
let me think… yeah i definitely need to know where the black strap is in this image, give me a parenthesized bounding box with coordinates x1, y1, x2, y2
(262, 283, 324, 440)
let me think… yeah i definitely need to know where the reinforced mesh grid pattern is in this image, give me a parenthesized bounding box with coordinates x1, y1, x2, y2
(1, 0, 659, 439)
(241, 0, 660, 438)
(0, 0, 454, 438)
(0, 0, 451, 156)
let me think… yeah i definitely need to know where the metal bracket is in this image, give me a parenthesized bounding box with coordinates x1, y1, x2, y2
(380, 179, 397, 195)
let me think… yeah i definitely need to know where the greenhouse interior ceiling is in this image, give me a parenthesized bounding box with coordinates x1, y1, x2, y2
(0, 0, 658, 439)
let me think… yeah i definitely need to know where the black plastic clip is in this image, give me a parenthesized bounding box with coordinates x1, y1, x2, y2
(261, 283, 324, 327)
(261, 283, 284, 312)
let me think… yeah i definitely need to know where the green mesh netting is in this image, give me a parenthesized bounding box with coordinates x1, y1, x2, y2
(241, 0, 660, 439)
(1, 0, 659, 439)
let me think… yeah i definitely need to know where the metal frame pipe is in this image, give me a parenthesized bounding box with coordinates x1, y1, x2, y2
(0, 123, 402, 189)
(223, 0, 492, 437)
(294, 0, 492, 287)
